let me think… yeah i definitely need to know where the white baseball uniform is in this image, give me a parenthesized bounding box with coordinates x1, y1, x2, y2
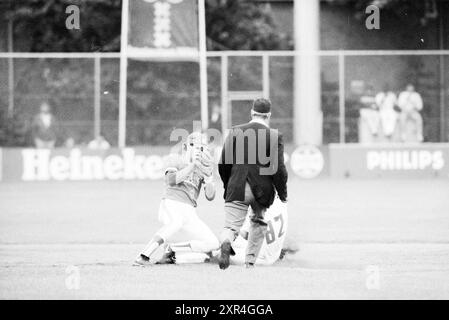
(230, 198, 288, 266)
(144, 153, 219, 256)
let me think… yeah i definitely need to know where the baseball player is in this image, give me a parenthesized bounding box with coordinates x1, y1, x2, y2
(157, 197, 294, 266)
(230, 197, 288, 265)
(133, 132, 219, 266)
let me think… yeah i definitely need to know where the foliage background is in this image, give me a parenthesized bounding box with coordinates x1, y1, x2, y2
(0, 0, 446, 145)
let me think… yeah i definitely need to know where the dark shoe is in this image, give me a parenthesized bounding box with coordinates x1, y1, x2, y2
(218, 241, 231, 270)
(279, 246, 299, 260)
(245, 262, 255, 268)
(156, 247, 176, 264)
(205, 251, 219, 264)
(133, 254, 152, 267)
(279, 249, 287, 260)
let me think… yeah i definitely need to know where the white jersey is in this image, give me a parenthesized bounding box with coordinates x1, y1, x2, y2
(231, 199, 288, 265)
(397, 91, 423, 112)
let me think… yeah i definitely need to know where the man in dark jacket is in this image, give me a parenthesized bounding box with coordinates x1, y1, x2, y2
(32, 102, 58, 149)
(217, 98, 288, 269)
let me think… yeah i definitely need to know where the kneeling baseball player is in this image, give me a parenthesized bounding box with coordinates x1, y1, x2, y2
(134, 132, 219, 266)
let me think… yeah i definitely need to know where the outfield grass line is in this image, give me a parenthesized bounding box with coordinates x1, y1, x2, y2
(1, 262, 449, 274)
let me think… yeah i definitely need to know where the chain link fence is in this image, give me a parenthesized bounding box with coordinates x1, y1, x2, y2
(0, 52, 447, 147)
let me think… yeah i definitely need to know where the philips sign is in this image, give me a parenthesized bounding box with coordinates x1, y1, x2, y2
(330, 144, 449, 178)
(367, 150, 444, 171)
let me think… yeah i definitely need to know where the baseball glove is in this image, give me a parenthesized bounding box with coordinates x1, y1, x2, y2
(193, 147, 214, 178)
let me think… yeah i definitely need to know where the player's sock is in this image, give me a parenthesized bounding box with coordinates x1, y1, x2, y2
(141, 235, 164, 259)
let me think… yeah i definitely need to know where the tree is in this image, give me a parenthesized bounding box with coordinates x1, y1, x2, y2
(2, 0, 290, 52)
(2, 0, 122, 52)
(206, 0, 291, 50)
(1, 0, 292, 145)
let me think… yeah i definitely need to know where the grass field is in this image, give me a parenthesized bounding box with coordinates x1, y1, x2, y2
(1, 178, 448, 299)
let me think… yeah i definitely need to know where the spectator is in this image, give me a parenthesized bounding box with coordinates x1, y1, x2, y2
(87, 135, 111, 150)
(209, 103, 222, 131)
(359, 86, 380, 140)
(64, 137, 76, 149)
(375, 85, 398, 139)
(397, 84, 424, 142)
(31, 102, 58, 149)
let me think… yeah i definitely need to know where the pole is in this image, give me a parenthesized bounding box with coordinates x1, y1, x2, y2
(118, 0, 129, 148)
(262, 54, 270, 99)
(338, 52, 345, 143)
(221, 55, 228, 131)
(94, 55, 101, 139)
(293, 0, 322, 145)
(198, 0, 208, 130)
(440, 55, 445, 141)
(439, 3, 446, 141)
(7, 19, 14, 118)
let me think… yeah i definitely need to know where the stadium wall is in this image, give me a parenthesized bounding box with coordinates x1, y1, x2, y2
(0, 144, 448, 182)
